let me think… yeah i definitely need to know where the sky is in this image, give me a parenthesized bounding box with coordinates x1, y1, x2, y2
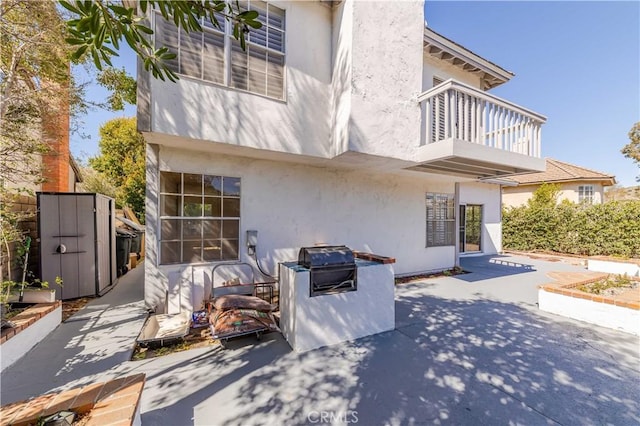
(71, 1, 640, 186)
(425, 1, 640, 186)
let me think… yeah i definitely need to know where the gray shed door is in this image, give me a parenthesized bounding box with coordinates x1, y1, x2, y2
(40, 194, 97, 299)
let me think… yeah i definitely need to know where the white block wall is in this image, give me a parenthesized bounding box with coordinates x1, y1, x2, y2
(587, 259, 640, 277)
(539, 290, 640, 336)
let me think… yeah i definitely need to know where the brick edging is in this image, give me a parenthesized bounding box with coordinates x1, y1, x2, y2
(1, 301, 62, 344)
(541, 273, 640, 310)
(0, 373, 146, 426)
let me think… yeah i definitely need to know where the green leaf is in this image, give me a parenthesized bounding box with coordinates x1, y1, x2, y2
(90, 9, 100, 32)
(59, 0, 81, 14)
(135, 24, 154, 35)
(91, 48, 103, 70)
(65, 37, 86, 46)
(108, 4, 130, 16)
(78, 17, 92, 32)
(95, 25, 106, 49)
(71, 45, 89, 61)
(245, 19, 262, 29)
(239, 10, 259, 20)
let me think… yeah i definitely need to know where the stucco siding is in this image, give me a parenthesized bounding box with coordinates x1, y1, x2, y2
(459, 182, 502, 254)
(503, 182, 606, 207)
(145, 145, 459, 312)
(149, 1, 332, 159)
(346, 0, 424, 161)
(423, 54, 482, 90)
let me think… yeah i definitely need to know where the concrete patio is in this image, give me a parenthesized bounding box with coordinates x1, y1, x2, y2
(1, 255, 639, 425)
(130, 255, 639, 425)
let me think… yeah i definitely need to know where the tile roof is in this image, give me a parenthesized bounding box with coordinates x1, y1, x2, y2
(506, 158, 616, 185)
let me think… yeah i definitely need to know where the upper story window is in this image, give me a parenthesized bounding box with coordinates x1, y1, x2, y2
(426, 193, 455, 247)
(154, 0, 285, 100)
(578, 185, 594, 204)
(159, 172, 240, 265)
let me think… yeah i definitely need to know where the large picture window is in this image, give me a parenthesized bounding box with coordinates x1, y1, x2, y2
(426, 193, 455, 247)
(154, 0, 285, 100)
(159, 172, 240, 264)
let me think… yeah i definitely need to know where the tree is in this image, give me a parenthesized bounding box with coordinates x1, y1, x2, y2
(1, 0, 83, 284)
(77, 165, 118, 199)
(90, 117, 145, 221)
(61, 0, 263, 82)
(96, 66, 137, 111)
(622, 122, 640, 182)
(527, 183, 560, 208)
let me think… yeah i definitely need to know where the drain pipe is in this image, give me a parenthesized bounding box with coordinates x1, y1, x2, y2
(454, 182, 460, 268)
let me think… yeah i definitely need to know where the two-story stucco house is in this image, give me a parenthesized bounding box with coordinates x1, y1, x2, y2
(137, 0, 547, 314)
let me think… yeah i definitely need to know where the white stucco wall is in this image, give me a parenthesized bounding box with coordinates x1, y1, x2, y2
(422, 54, 483, 90)
(503, 182, 606, 207)
(145, 145, 458, 313)
(330, 0, 352, 158)
(345, 0, 425, 161)
(459, 182, 502, 254)
(150, 1, 332, 159)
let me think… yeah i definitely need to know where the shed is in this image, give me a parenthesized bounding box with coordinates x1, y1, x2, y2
(38, 193, 116, 300)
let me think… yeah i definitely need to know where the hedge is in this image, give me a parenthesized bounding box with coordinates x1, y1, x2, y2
(503, 200, 640, 258)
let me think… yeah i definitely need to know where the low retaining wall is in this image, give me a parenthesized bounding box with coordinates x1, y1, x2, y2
(588, 257, 640, 277)
(539, 272, 640, 336)
(1, 301, 62, 372)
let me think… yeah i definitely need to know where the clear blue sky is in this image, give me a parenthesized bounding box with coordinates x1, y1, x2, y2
(426, 1, 640, 186)
(72, 1, 640, 186)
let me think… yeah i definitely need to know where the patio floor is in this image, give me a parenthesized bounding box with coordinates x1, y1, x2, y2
(1, 255, 638, 425)
(132, 254, 639, 425)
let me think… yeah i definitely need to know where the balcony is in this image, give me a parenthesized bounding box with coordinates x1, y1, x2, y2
(412, 79, 547, 179)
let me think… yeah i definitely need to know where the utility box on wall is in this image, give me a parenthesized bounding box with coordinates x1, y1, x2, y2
(38, 193, 116, 300)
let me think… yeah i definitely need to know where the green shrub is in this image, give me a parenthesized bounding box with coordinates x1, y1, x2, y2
(503, 189, 640, 257)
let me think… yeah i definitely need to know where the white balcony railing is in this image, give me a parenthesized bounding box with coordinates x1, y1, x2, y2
(417, 79, 546, 157)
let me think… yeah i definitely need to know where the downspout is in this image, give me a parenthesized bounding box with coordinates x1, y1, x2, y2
(454, 182, 460, 268)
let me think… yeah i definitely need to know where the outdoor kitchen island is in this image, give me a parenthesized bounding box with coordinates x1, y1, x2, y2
(279, 248, 395, 352)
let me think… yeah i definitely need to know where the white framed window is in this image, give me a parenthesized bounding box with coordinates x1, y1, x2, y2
(578, 185, 594, 204)
(159, 172, 240, 264)
(154, 0, 285, 100)
(426, 193, 455, 247)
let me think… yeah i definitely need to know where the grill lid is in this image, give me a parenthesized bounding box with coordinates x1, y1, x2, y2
(298, 246, 355, 269)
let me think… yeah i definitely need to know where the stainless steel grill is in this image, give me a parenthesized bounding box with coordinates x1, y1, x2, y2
(298, 246, 357, 297)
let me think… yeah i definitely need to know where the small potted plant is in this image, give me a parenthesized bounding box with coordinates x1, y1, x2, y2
(5, 237, 61, 305)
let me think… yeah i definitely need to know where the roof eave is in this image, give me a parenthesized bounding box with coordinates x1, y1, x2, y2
(509, 177, 617, 186)
(423, 27, 514, 90)
(69, 156, 83, 183)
